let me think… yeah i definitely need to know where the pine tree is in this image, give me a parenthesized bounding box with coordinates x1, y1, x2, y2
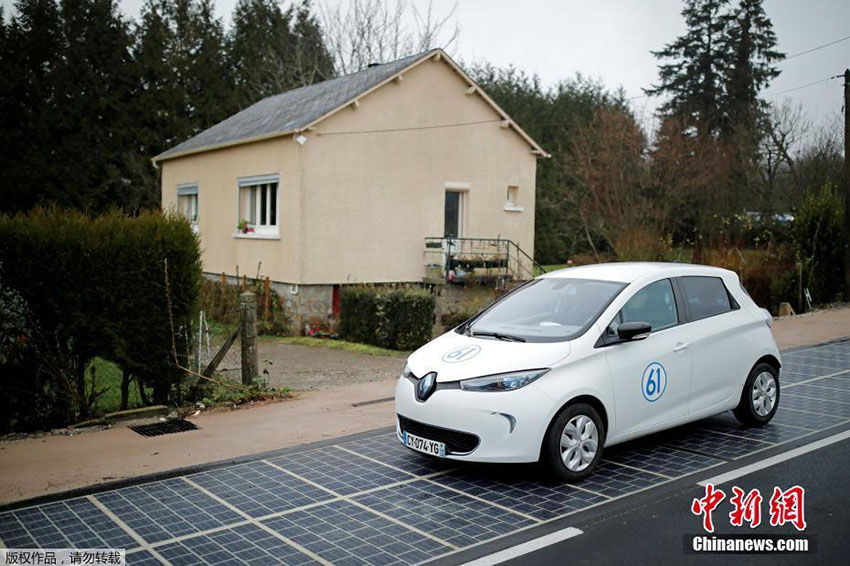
(721, 0, 783, 135)
(645, 0, 731, 138)
(290, 0, 334, 87)
(230, 0, 296, 105)
(50, 0, 139, 211)
(229, 0, 333, 107)
(0, 0, 64, 214)
(134, 0, 235, 162)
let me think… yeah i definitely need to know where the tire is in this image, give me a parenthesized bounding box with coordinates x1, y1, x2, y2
(733, 363, 780, 426)
(543, 402, 605, 482)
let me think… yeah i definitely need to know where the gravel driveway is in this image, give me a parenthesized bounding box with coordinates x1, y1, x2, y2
(217, 339, 406, 391)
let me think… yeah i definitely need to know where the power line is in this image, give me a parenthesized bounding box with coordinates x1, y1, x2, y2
(316, 118, 502, 136)
(627, 33, 850, 103)
(783, 34, 850, 62)
(765, 75, 838, 98)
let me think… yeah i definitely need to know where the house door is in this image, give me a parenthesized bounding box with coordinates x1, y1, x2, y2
(443, 191, 463, 277)
(444, 190, 462, 239)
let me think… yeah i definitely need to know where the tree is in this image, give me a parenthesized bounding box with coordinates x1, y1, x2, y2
(568, 107, 659, 260)
(50, 0, 140, 212)
(0, 0, 63, 214)
(134, 0, 236, 207)
(319, 0, 459, 75)
(472, 64, 632, 263)
(646, 0, 731, 138)
(290, 0, 334, 87)
(721, 0, 783, 135)
(230, 0, 297, 105)
(0, 0, 146, 214)
(229, 0, 333, 107)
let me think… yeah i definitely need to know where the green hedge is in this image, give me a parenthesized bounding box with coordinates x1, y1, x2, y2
(793, 183, 844, 304)
(340, 286, 435, 351)
(0, 208, 201, 433)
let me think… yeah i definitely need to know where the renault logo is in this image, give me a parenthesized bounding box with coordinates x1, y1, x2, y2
(417, 372, 437, 401)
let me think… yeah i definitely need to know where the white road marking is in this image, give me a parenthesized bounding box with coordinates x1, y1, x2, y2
(783, 368, 850, 388)
(458, 527, 583, 566)
(262, 459, 461, 550)
(181, 477, 333, 566)
(698, 428, 850, 486)
(87, 495, 171, 565)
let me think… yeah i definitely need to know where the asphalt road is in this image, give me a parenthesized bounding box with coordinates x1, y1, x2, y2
(503, 433, 850, 566)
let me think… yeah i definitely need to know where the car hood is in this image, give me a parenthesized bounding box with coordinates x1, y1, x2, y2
(407, 330, 571, 383)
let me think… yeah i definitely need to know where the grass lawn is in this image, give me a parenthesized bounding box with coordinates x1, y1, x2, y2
(272, 336, 409, 357)
(85, 358, 145, 414)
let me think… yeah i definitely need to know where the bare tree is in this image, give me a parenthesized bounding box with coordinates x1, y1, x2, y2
(760, 101, 808, 193)
(319, 0, 459, 75)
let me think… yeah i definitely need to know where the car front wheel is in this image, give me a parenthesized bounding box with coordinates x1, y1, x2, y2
(734, 362, 780, 426)
(543, 402, 605, 482)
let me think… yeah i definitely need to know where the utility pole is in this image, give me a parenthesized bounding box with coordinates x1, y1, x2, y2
(844, 69, 850, 301)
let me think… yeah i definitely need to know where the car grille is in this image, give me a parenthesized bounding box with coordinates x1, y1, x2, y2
(398, 415, 480, 455)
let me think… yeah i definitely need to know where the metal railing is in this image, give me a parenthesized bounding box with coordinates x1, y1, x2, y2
(423, 236, 545, 283)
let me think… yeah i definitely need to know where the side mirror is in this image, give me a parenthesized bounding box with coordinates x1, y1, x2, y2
(618, 321, 652, 341)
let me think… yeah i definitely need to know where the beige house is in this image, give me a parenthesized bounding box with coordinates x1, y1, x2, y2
(155, 49, 547, 319)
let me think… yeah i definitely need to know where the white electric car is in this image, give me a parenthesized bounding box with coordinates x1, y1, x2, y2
(395, 262, 781, 481)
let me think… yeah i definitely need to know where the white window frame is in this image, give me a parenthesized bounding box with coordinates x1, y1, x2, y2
(504, 185, 523, 212)
(235, 174, 280, 239)
(177, 183, 199, 231)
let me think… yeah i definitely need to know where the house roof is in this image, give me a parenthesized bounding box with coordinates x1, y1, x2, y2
(154, 49, 547, 162)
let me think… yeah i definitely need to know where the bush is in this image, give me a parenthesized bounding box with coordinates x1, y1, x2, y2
(0, 208, 201, 432)
(340, 286, 435, 350)
(793, 183, 844, 304)
(441, 307, 477, 330)
(200, 277, 290, 336)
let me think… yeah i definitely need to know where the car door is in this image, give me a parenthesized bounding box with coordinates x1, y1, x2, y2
(603, 278, 693, 436)
(677, 275, 752, 415)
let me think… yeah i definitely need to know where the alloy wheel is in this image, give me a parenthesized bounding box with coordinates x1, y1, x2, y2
(560, 414, 599, 472)
(752, 371, 777, 417)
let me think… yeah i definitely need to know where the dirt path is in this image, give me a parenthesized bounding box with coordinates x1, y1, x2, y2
(1, 307, 848, 505)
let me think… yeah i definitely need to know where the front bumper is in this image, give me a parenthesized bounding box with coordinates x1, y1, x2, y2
(394, 376, 555, 463)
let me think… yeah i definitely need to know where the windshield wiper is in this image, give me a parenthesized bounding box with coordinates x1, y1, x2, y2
(470, 331, 527, 342)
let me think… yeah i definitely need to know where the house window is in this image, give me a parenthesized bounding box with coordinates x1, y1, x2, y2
(238, 174, 279, 237)
(177, 184, 198, 224)
(504, 185, 522, 212)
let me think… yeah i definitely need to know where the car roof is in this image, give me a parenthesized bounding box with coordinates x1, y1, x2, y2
(539, 262, 733, 284)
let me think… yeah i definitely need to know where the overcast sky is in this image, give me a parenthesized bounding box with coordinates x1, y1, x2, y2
(3, 0, 848, 134)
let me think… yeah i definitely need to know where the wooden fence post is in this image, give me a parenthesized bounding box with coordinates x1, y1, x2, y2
(240, 291, 258, 384)
(265, 277, 271, 323)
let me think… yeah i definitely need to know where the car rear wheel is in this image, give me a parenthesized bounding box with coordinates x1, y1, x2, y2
(543, 402, 605, 482)
(733, 363, 780, 426)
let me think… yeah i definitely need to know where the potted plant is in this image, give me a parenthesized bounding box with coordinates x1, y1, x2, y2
(238, 219, 254, 234)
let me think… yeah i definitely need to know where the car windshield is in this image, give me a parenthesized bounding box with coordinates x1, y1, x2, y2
(463, 278, 626, 343)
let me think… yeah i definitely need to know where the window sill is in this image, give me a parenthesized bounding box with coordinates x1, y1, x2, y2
(233, 232, 280, 240)
(503, 204, 524, 212)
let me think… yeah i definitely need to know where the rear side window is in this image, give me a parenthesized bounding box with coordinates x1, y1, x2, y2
(679, 276, 732, 320)
(615, 279, 679, 332)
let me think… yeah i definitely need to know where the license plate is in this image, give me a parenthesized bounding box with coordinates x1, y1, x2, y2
(402, 431, 446, 458)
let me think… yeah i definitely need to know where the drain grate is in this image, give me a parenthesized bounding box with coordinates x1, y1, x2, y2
(129, 419, 199, 437)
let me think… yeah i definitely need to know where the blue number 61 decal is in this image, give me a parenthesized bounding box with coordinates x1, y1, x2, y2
(641, 362, 667, 402)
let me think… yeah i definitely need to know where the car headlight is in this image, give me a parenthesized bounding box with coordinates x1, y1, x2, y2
(459, 369, 549, 392)
(402, 362, 413, 378)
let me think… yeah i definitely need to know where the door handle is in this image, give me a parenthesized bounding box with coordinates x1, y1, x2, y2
(673, 342, 690, 352)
